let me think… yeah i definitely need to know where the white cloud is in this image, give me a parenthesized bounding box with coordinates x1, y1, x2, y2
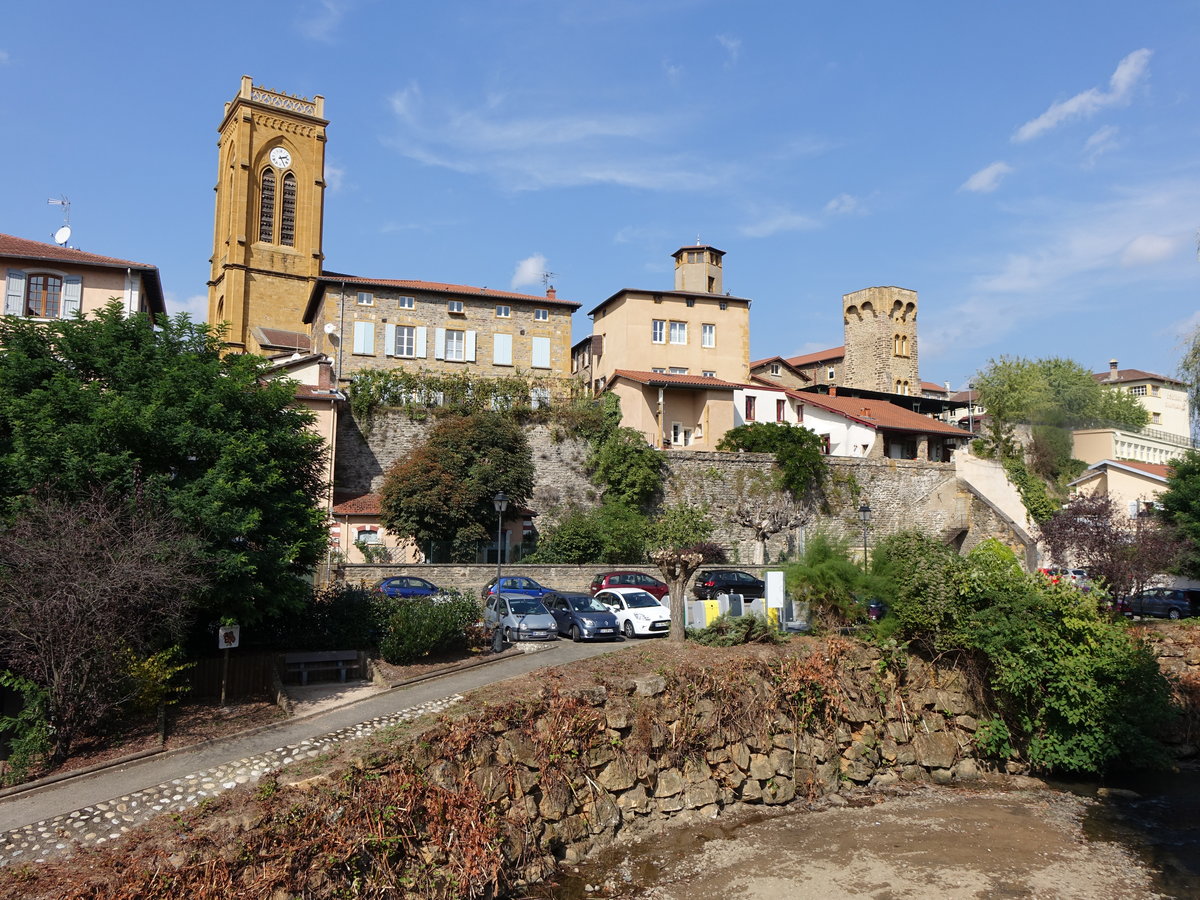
(824, 193, 862, 215)
(663, 60, 682, 83)
(511, 254, 549, 290)
(1013, 49, 1152, 142)
(716, 34, 741, 66)
(324, 161, 345, 192)
(169, 292, 209, 324)
(384, 82, 729, 192)
(738, 209, 820, 238)
(1120, 233, 1182, 267)
(0, 50, 10, 65)
(296, 0, 352, 41)
(959, 161, 1014, 194)
(1083, 125, 1120, 166)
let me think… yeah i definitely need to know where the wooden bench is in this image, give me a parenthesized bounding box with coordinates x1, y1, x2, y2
(283, 651, 363, 686)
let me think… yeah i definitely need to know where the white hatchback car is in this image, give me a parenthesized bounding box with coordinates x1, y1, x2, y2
(594, 587, 671, 638)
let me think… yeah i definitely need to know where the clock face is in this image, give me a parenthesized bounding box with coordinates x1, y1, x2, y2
(269, 147, 292, 169)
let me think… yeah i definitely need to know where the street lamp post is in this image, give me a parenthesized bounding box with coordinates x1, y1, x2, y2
(493, 492, 509, 588)
(858, 501, 872, 569)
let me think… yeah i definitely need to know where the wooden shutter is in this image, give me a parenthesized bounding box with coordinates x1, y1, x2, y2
(353, 321, 374, 355)
(414, 326, 428, 358)
(62, 276, 83, 317)
(384, 323, 397, 357)
(493, 333, 513, 366)
(4, 271, 25, 316)
(531, 336, 551, 369)
(434, 328, 446, 360)
(465, 330, 477, 362)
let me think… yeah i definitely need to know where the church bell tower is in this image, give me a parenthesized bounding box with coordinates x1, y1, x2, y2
(207, 76, 327, 354)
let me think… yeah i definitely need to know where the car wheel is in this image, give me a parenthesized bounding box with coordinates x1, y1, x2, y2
(623, 620, 636, 638)
(571, 625, 582, 643)
(1168, 608, 1181, 620)
(503, 626, 513, 643)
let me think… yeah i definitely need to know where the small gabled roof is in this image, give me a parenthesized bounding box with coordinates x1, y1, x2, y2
(785, 346, 845, 368)
(0, 232, 165, 315)
(253, 326, 311, 353)
(1093, 367, 1185, 387)
(304, 274, 579, 323)
(610, 369, 739, 391)
(1068, 459, 1173, 489)
(749, 355, 813, 382)
(921, 381, 948, 395)
(332, 491, 381, 516)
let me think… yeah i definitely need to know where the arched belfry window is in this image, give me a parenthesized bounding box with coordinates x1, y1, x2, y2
(280, 172, 297, 247)
(258, 169, 276, 243)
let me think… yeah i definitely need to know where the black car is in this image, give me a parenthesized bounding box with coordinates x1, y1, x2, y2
(1124, 588, 1200, 620)
(692, 570, 765, 601)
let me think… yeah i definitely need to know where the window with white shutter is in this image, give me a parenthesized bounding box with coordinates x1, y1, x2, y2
(353, 321, 375, 355)
(493, 333, 513, 366)
(531, 336, 551, 369)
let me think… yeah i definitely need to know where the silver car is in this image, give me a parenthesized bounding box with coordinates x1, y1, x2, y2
(483, 592, 558, 642)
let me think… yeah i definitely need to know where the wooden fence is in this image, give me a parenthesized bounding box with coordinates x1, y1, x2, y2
(186, 652, 278, 701)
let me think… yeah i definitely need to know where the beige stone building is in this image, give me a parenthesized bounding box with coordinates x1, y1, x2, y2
(207, 77, 328, 356)
(1068, 459, 1171, 518)
(304, 277, 578, 383)
(1, 233, 165, 320)
(1092, 361, 1190, 439)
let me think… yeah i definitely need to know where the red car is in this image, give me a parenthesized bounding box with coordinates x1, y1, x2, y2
(588, 571, 670, 602)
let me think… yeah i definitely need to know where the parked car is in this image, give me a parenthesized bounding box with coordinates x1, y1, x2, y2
(481, 575, 553, 600)
(692, 570, 765, 601)
(866, 599, 887, 622)
(588, 571, 670, 602)
(1038, 567, 1092, 591)
(594, 587, 671, 638)
(482, 592, 558, 642)
(543, 591, 621, 642)
(372, 575, 441, 599)
(1123, 588, 1200, 620)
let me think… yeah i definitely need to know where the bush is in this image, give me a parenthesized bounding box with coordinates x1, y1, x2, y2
(379, 591, 482, 665)
(527, 501, 649, 564)
(786, 533, 885, 630)
(0, 671, 51, 785)
(256, 583, 385, 651)
(687, 614, 784, 646)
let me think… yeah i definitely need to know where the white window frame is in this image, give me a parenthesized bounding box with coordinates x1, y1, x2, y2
(448, 299, 465, 314)
(398, 295, 415, 309)
(394, 324, 416, 358)
(652, 319, 665, 344)
(496, 305, 511, 318)
(702, 370, 716, 378)
(669, 321, 687, 345)
(702, 323, 715, 348)
(669, 367, 689, 375)
(357, 291, 374, 306)
(445, 329, 466, 361)
(534, 308, 549, 321)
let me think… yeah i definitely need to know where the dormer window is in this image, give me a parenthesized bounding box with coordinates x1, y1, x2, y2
(770, 363, 781, 376)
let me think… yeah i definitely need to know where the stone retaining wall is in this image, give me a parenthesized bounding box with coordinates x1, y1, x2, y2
(400, 642, 987, 882)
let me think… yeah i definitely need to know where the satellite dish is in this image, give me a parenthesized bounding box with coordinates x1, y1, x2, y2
(53, 225, 72, 246)
(323, 323, 337, 334)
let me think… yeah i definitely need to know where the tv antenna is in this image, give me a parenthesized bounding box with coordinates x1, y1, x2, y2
(540, 271, 557, 288)
(48, 196, 72, 246)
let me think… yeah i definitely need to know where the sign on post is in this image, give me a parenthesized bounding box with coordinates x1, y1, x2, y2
(218, 623, 241, 649)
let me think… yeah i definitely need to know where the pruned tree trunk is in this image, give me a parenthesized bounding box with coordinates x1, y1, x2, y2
(652, 549, 704, 642)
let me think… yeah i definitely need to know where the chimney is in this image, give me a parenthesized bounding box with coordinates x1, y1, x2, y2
(546, 286, 557, 300)
(861, 407, 872, 418)
(829, 386, 837, 397)
(1108, 359, 1119, 381)
(944, 381, 951, 393)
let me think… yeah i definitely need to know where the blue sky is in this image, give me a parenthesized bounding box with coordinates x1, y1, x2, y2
(2, 1, 1199, 389)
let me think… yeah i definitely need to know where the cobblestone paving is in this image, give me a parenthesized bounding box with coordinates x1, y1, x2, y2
(0, 693, 463, 865)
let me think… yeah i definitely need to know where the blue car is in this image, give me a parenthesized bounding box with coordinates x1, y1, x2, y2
(481, 575, 553, 600)
(373, 575, 441, 599)
(544, 591, 621, 642)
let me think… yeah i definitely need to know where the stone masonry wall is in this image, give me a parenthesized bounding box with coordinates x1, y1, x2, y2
(397, 641, 988, 883)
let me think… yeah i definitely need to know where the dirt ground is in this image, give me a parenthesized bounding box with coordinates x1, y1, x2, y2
(556, 782, 1163, 900)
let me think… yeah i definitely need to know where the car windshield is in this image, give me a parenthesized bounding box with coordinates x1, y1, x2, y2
(507, 597, 547, 615)
(622, 591, 660, 608)
(570, 596, 608, 612)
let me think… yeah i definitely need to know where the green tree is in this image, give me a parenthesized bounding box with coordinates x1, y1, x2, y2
(589, 426, 664, 508)
(1178, 324, 1200, 438)
(717, 422, 827, 499)
(647, 503, 716, 642)
(0, 304, 327, 624)
(379, 411, 534, 562)
(1157, 450, 1200, 578)
(526, 502, 649, 564)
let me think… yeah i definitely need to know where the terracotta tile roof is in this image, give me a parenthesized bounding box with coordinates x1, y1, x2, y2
(316, 274, 580, 308)
(294, 385, 340, 401)
(588, 288, 752, 317)
(921, 381, 948, 394)
(785, 346, 844, 368)
(332, 491, 381, 515)
(1093, 367, 1184, 387)
(610, 369, 740, 391)
(1104, 459, 1173, 480)
(949, 390, 979, 404)
(798, 392, 973, 436)
(253, 327, 312, 352)
(0, 232, 156, 270)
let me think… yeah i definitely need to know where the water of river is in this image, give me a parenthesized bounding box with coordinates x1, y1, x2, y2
(541, 768, 1200, 899)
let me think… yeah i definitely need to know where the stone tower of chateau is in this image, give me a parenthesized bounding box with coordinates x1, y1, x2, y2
(841, 286, 919, 395)
(672, 244, 724, 294)
(207, 76, 328, 354)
